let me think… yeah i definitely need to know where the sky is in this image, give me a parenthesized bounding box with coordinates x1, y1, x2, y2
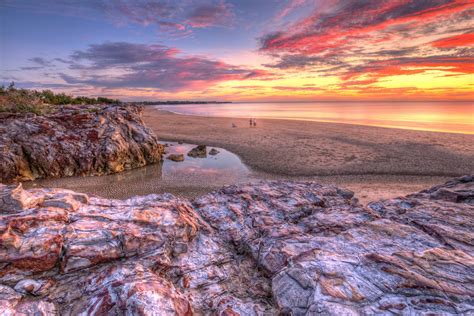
(0, 0, 473, 101)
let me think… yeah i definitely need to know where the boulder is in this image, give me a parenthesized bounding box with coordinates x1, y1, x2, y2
(209, 148, 220, 156)
(187, 145, 207, 158)
(0, 176, 472, 315)
(167, 154, 185, 162)
(0, 104, 164, 182)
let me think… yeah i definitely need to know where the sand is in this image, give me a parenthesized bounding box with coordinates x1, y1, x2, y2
(143, 108, 474, 204)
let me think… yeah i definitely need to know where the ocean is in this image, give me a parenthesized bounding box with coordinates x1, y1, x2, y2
(155, 101, 474, 134)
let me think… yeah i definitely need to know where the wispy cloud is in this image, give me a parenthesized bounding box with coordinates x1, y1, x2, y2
(430, 32, 474, 48)
(2, 0, 473, 100)
(57, 42, 268, 90)
(29, 57, 53, 67)
(272, 85, 323, 91)
(186, 1, 234, 28)
(1, 0, 236, 35)
(260, 0, 474, 85)
(261, 0, 472, 53)
(273, 0, 311, 21)
(20, 57, 54, 70)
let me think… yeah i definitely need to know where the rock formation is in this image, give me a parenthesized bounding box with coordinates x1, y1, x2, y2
(187, 145, 207, 158)
(167, 154, 185, 162)
(0, 105, 164, 182)
(209, 148, 220, 156)
(0, 176, 472, 315)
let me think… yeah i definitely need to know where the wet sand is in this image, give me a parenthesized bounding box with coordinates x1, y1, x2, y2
(143, 108, 474, 204)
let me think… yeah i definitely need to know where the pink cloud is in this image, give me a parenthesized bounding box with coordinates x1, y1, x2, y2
(59, 42, 270, 91)
(260, 0, 474, 89)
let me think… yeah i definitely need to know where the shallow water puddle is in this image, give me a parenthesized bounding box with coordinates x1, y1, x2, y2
(23, 142, 250, 199)
(162, 142, 248, 178)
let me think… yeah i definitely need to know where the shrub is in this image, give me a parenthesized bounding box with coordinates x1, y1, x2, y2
(0, 83, 51, 114)
(0, 82, 121, 115)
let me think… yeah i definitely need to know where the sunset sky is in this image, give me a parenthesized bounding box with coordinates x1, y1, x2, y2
(1, 0, 473, 101)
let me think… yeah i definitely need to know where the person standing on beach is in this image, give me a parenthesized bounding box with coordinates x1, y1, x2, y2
(249, 118, 253, 128)
(253, 118, 257, 127)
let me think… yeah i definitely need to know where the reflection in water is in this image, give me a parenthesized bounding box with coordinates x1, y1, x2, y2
(23, 142, 250, 199)
(156, 101, 474, 134)
(107, 162, 163, 183)
(161, 142, 249, 181)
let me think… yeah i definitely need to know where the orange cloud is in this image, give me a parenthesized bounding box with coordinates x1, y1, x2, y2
(431, 33, 474, 48)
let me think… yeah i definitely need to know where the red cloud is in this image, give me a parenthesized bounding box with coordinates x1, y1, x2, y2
(261, 0, 474, 92)
(431, 33, 474, 48)
(262, 0, 473, 54)
(341, 56, 474, 82)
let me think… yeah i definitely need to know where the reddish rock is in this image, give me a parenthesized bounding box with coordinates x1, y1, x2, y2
(0, 183, 43, 213)
(194, 178, 473, 315)
(0, 104, 164, 182)
(67, 264, 192, 315)
(0, 177, 472, 315)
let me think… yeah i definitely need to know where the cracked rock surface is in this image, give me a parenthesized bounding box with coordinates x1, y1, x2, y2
(0, 105, 164, 182)
(0, 176, 472, 315)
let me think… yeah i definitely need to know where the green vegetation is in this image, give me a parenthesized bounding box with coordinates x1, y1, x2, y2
(0, 82, 120, 115)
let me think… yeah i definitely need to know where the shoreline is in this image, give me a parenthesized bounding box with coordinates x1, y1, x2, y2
(151, 106, 474, 135)
(16, 106, 471, 206)
(143, 107, 473, 204)
(144, 108, 473, 177)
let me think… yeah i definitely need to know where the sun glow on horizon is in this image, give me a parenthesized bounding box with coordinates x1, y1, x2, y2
(0, 0, 473, 101)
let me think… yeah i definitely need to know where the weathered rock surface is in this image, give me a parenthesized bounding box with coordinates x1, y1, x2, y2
(187, 145, 207, 158)
(0, 105, 164, 182)
(0, 177, 472, 315)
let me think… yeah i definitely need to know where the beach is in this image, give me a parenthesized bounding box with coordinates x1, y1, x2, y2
(143, 107, 474, 204)
(23, 106, 473, 205)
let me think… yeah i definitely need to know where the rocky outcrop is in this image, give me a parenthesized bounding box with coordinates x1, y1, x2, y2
(0, 177, 472, 315)
(167, 154, 185, 162)
(209, 148, 220, 156)
(187, 145, 207, 158)
(0, 104, 164, 182)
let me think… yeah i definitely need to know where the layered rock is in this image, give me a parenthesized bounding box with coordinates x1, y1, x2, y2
(194, 179, 473, 315)
(0, 104, 164, 182)
(0, 177, 472, 315)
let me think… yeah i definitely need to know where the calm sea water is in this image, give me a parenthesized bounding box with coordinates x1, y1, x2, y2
(156, 101, 474, 134)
